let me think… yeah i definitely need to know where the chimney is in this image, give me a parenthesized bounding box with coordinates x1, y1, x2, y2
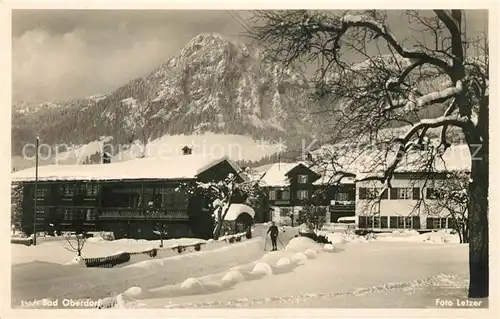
(182, 145, 193, 155)
(102, 152, 111, 164)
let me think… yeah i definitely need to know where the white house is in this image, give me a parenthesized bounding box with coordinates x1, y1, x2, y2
(354, 144, 471, 232)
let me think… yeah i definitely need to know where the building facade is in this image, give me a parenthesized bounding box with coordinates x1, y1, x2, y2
(259, 162, 356, 225)
(12, 151, 246, 240)
(355, 172, 464, 232)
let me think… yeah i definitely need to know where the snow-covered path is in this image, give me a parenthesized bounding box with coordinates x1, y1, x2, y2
(131, 242, 469, 308)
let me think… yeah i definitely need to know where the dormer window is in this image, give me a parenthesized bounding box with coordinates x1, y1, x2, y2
(182, 145, 193, 155)
(298, 175, 308, 184)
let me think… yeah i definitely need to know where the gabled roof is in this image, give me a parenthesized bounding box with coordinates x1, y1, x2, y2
(259, 162, 300, 187)
(11, 154, 242, 182)
(259, 162, 319, 187)
(310, 143, 471, 182)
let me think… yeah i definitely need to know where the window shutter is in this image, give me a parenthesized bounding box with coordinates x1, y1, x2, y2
(380, 216, 388, 228)
(389, 216, 398, 228)
(381, 189, 388, 200)
(390, 188, 398, 200)
(412, 216, 421, 229)
(448, 217, 456, 229)
(412, 188, 420, 200)
(359, 188, 367, 200)
(426, 218, 433, 229)
(359, 216, 367, 228)
(426, 188, 433, 199)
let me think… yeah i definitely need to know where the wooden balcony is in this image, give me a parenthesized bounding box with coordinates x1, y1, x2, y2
(98, 208, 189, 221)
(329, 202, 355, 212)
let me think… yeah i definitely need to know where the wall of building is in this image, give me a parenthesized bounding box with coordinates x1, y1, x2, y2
(355, 176, 456, 230)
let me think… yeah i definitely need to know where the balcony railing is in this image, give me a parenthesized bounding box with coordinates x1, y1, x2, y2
(329, 201, 355, 212)
(98, 208, 189, 220)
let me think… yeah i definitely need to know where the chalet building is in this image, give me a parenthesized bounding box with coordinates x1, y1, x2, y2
(355, 144, 471, 232)
(11, 147, 246, 240)
(259, 162, 356, 224)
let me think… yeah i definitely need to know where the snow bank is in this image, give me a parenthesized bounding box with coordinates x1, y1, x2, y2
(180, 278, 205, 294)
(252, 262, 273, 276)
(284, 237, 322, 253)
(222, 270, 245, 283)
(375, 229, 460, 244)
(276, 257, 292, 267)
(107, 235, 328, 308)
(65, 256, 86, 267)
(290, 252, 308, 264)
(303, 249, 318, 259)
(324, 244, 335, 251)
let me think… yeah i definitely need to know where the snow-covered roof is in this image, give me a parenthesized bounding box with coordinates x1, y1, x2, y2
(311, 143, 471, 180)
(224, 204, 255, 221)
(259, 162, 303, 187)
(11, 154, 242, 182)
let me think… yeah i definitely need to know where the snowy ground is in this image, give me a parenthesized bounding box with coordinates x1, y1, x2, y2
(11, 226, 478, 309)
(11, 237, 209, 265)
(126, 241, 470, 309)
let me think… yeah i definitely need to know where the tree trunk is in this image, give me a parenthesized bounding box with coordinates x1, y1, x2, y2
(467, 151, 488, 298)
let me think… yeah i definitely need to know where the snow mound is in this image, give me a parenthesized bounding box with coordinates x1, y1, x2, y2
(291, 252, 308, 264)
(65, 256, 86, 267)
(180, 278, 205, 294)
(276, 257, 292, 267)
(252, 262, 273, 276)
(222, 270, 245, 283)
(86, 237, 104, 243)
(325, 233, 347, 244)
(285, 237, 322, 253)
(123, 286, 143, 297)
(304, 249, 318, 259)
(207, 239, 214, 243)
(324, 243, 335, 251)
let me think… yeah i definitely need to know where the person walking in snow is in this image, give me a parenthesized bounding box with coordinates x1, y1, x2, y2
(267, 221, 279, 251)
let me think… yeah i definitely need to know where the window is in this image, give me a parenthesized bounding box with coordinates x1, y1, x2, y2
(427, 217, 447, 229)
(360, 216, 383, 228)
(60, 184, 74, 197)
(86, 184, 99, 196)
(399, 188, 412, 200)
(390, 188, 420, 200)
(359, 188, 388, 200)
(269, 190, 277, 200)
(280, 208, 291, 217)
(282, 190, 290, 200)
(335, 192, 349, 201)
(426, 188, 440, 199)
(36, 186, 50, 197)
(393, 216, 417, 229)
(298, 175, 308, 184)
(297, 190, 309, 200)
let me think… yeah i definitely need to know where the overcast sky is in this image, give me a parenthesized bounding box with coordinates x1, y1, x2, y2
(12, 10, 488, 104)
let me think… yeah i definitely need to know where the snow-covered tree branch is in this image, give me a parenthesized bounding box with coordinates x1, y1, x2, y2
(249, 9, 489, 298)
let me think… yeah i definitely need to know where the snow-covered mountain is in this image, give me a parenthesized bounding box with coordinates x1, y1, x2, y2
(12, 33, 315, 169)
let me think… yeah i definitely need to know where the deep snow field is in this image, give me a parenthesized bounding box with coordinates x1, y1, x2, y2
(11, 225, 475, 309)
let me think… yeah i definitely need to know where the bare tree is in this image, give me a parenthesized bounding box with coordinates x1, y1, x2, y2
(427, 170, 469, 243)
(249, 10, 488, 298)
(62, 233, 87, 257)
(177, 172, 265, 239)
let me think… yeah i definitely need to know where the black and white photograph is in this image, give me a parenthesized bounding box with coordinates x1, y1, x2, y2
(3, 2, 496, 316)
